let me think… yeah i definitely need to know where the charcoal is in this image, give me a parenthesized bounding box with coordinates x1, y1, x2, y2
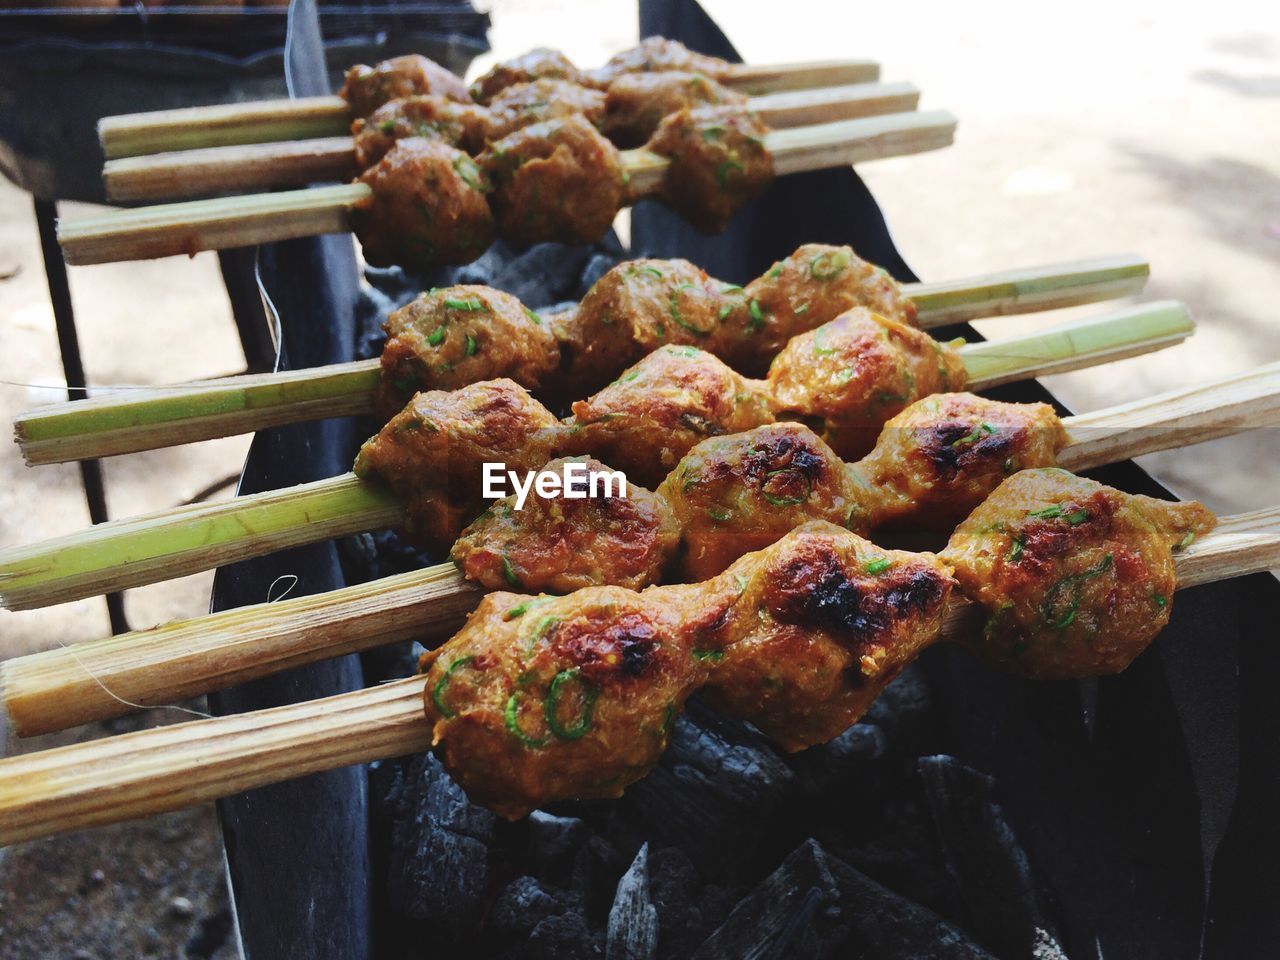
(620, 701, 795, 877)
(569, 834, 632, 918)
(490, 876, 579, 938)
(528, 812, 592, 880)
(693, 839, 997, 960)
(792, 722, 887, 814)
(863, 663, 936, 759)
(524, 912, 603, 960)
(607, 844, 658, 960)
(386, 754, 496, 935)
(918, 755, 1066, 959)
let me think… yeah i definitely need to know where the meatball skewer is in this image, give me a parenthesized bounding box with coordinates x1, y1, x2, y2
(98, 39, 880, 159)
(0, 303, 1193, 611)
(16, 247, 1150, 466)
(61, 107, 957, 266)
(6, 360, 1276, 741)
(6, 484, 1274, 842)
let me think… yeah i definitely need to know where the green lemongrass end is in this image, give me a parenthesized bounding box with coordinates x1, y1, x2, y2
(959, 301, 1193, 390)
(0, 474, 402, 611)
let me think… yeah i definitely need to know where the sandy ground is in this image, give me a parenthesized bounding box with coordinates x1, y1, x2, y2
(0, 1, 1276, 953)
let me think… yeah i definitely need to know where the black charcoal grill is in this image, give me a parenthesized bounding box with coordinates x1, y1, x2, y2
(208, 3, 1280, 957)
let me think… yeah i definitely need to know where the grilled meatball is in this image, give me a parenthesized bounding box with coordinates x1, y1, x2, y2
(353, 380, 563, 545)
(566, 345, 776, 486)
(767, 308, 967, 460)
(716, 245, 919, 373)
(353, 138, 495, 270)
(589, 37, 733, 86)
(485, 79, 607, 141)
(558, 258, 728, 391)
(341, 55, 470, 117)
(452, 457, 679, 593)
(602, 71, 746, 147)
(421, 585, 716, 819)
(941, 469, 1216, 679)
(647, 105, 774, 233)
(470, 48, 591, 105)
(659, 423, 858, 580)
(353, 96, 491, 168)
(374, 286, 561, 418)
(853, 394, 1068, 531)
(702, 521, 955, 751)
(480, 116, 625, 246)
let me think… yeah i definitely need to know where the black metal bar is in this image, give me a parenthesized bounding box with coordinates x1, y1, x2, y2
(32, 197, 130, 635)
(217, 247, 277, 373)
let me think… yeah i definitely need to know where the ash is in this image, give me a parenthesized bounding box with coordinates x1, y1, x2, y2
(341, 242, 1071, 959)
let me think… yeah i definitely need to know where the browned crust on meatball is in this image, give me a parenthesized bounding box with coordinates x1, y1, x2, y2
(565, 345, 776, 486)
(703, 521, 955, 751)
(588, 37, 732, 87)
(353, 379, 564, 545)
(341, 55, 470, 117)
(353, 138, 495, 270)
(940, 469, 1216, 679)
(658, 423, 857, 581)
(353, 96, 492, 168)
(601, 71, 746, 147)
(451, 457, 680, 593)
(469, 48, 592, 105)
(853, 393, 1068, 530)
(479, 115, 625, 246)
(767, 308, 967, 460)
(646, 105, 774, 234)
(421, 587, 711, 819)
(374, 286, 561, 417)
(485, 79, 608, 141)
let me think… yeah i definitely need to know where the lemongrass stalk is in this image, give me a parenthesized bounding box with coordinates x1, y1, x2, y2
(3, 506, 1275, 847)
(105, 83, 923, 203)
(960, 301, 1193, 390)
(15, 360, 380, 466)
(9, 359, 1280, 737)
(99, 96, 352, 160)
(724, 59, 879, 94)
(1, 563, 478, 737)
(62, 111, 956, 265)
(908, 254, 1150, 326)
(0, 474, 400, 612)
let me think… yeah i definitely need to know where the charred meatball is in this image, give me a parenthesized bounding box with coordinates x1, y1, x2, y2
(941, 469, 1216, 679)
(341, 55, 470, 117)
(353, 380, 563, 545)
(353, 138, 495, 270)
(767, 308, 967, 460)
(353, 96, 491, 168)
(452, 457, 680, 593)
(485, 79, 607, 141)
(703, 521, 955, 751)
(566, 345, 776, 486)
(854, 393, 1068, 530)
(589, 37, 733, 86)
(421, 586, 713, 819)
(602, 71, 746, 147)
(469, 48, 592, 105)
(647, 105, 774, 233)
(716, 245, 919, 372)
(479, 116, 625, 246)
(558, 258, 728, 391)
(374, 286, 561, 417)
(659, 423, 858, 580)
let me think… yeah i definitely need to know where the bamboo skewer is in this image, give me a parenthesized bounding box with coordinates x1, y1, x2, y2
(4, 359, 1278, 739)
(1, 504, 1275, 848)
(62, 111, 958, 266)
(104, 82, 923, 202)
(0, 304, 1193, 612)
(98, 58, 883, 159)
(15, 254, 1150, 466)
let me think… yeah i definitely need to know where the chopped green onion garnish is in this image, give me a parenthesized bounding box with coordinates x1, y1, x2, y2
(809, 249, 851, 280)
(427, 326, 446, 346)
(1027, 504, 1063, 519)
(762, 467, 810, 507)
(505, 692, 548, 748)
(640, 266, 664, 278)
(431, 656, 475, 719)
(709, 506, 731, 522)
(523, 306, 543, 325)
(1153, 593, 1168, 607)
(864, 557, 892, 574)
(444, 297, 485, 311)
(1007, 535, 1025, 563)
(545, 668, 598, 740)
(1041, 553, 1114, 629)
(715, 159, 744, 188)
(692, 649, 726, 663)
(1065, 508, 1090, 525)
(747, 299, 765, 333)
(1176, 531, 1196, 551)
(501, 554, 522, 588)
(465, 334, 479, 356)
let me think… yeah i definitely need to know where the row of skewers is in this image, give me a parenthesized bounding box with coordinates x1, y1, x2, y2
(0, 38, 1276, 848)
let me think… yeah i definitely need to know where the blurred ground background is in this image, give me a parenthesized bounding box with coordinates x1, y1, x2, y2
(0, 0, 1276, 955)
